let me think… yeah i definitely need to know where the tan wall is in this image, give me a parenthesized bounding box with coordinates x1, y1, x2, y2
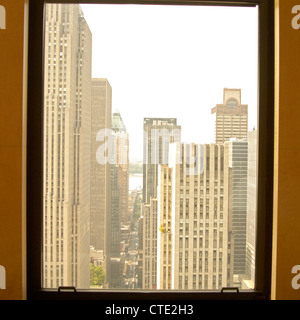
(272, 0, 300, 300)
(0, 0, 28, 300)
(0, 0, 300, 300)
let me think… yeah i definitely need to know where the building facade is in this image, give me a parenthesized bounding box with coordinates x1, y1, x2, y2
(211, 88, 248, 144)
(90, 78, 112, 280)
(143, 118, 181, 203)
(43, 4, 92, 289)
(157, 143, 233, 290)
(224, 139, 248, 282)
(142, 198, 158, 289)
(112, 111, 129, 225)
(142, 118, 181, 289)
(243, 129, 257, 289)
(108, 164, 121, 288)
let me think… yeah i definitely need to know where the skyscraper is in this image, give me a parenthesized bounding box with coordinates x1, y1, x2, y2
(143, 118, 181, 203)
(112, 111, 129, 225)
(137, 215, 144, 288)
(142, 198, 158, 289)
(90, 78, 112, 275)
(157, 143, 233, 290)
(109, 164, 121, 288)
(224, 138, 248, 282)
(106, 110, 130, 288)
(244, 129, 257, 289)
(211, 88, 248, 144)
(142, 118, 181, 289)
(43, 4, 92, 289)
(156, 165, 173, 290)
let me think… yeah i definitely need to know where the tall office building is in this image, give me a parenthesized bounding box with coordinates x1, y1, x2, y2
(243, 129, 257, 289)
(142, 198, 158, 289)
(211, 88, 248, 144)
(43, 4, 92, 289)
(109, 164, 121, 288)
(137, 216, 144, 288)
(157, 143, 233, 290)
(142, 118, 181, 289)
(224, 139, 248, 281)
(143, 118, 181, 203)
(106, 110, 129, 287)
(112, 111, 129, 225)
(156, 165, 173, 290)
(90, 78, 112, 276)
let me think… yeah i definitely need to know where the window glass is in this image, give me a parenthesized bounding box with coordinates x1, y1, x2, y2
(42, 3, 258, 291)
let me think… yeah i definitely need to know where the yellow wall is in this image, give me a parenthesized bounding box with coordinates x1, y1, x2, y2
(0, 0, 300, 300)
(272, 0, 300, 300)
(0, 0, 28, 300)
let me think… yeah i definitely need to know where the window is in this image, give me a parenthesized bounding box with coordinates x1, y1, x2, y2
(27, 0, 274, 300)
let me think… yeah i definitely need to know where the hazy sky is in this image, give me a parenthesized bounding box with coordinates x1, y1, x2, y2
(81, 4, 258, 162)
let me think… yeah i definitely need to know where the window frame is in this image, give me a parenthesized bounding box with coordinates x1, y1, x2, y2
(26, 0, 274, 300)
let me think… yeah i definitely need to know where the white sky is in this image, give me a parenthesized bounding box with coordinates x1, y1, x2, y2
(81, 4, 258, 162)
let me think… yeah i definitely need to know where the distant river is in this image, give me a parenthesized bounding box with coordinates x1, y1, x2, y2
(129, 174, 143, 191)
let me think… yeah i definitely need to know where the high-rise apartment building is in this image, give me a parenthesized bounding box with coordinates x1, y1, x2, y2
(211, 88, 248, 144)
(157, 143, 234, 290)
(43, 4, 92, 289)
(90, 78, 112, 274)
(143, 118, 181, 203)
(224, 139, 248, 281)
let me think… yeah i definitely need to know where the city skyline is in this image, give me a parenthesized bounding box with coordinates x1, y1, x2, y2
(42, 3, 258, 291)
(81, 4, 258, 162)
